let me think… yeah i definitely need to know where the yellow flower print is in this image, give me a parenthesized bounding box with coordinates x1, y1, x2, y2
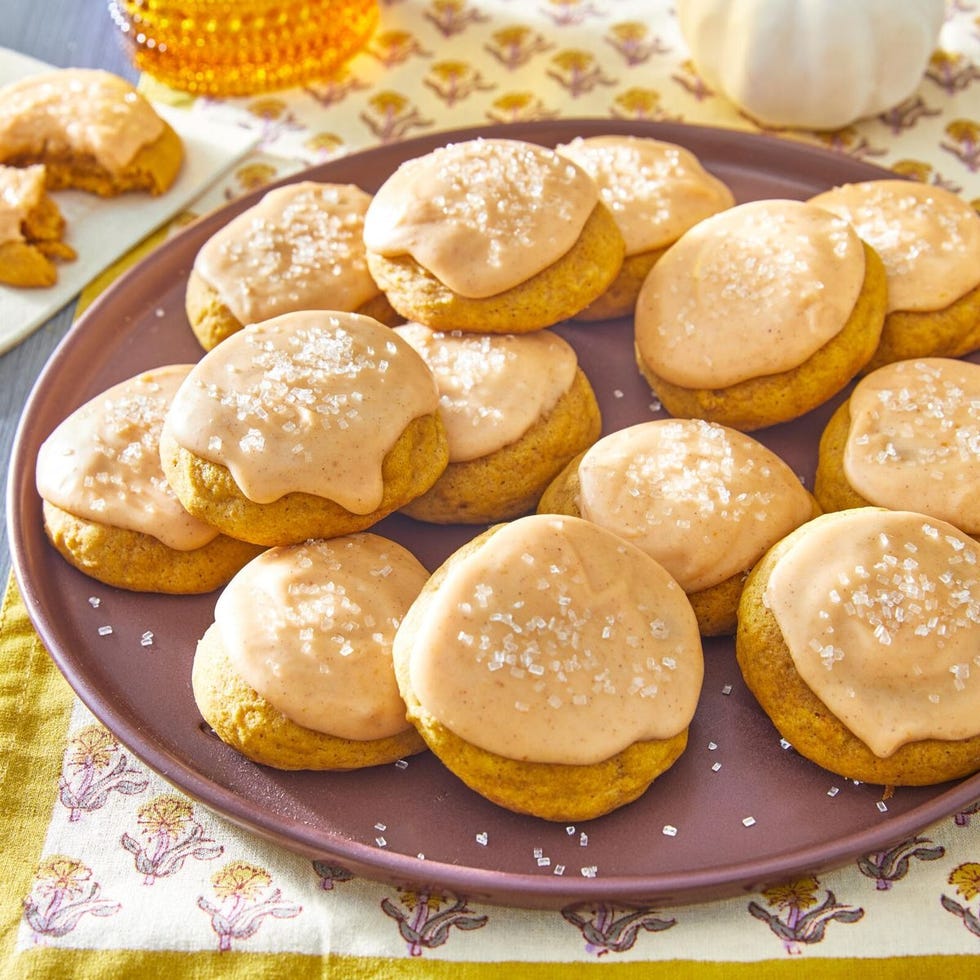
(65, 725, 117, 772)
(33, 856, 92, 902)
(212, 861, 272, 901)
(761, 875, 821, 912)
(136, 795, 194, 842)
(949, 862, 980, 902)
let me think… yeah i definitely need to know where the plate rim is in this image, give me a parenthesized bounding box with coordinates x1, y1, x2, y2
(9, 117, 980, 910)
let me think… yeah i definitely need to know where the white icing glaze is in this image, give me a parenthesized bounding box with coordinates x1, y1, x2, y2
(362, 137, 599, 298)
(634, 199, 866, 388)
(407, 514, 704, 765)
(843, 358, 980, 533)
(35, 365, 219, 550)
(765, 509, 980, 756)
(393, 324, 578, 462)
(216, 535, 427, 739)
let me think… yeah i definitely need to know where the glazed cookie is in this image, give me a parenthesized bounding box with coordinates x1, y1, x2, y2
(392, 513, 704, 821)
(0, 163, 75, 286)
(159, 310, 448, 547)
(193, 535, 428, 770)
(362, 137, 625, 333)
(736, 508, 980, 786)
(0, 69, 183, 196)
(394, 324, 601, 524)
(555, 134, 735, 320)
(814, 357, 980, 538)
(634, 198, 888, 431)
(186, 181, 398, 351)
(809, 180, 980, 371)
(35, 365, 262, 593)
(538, 418, 819, 635)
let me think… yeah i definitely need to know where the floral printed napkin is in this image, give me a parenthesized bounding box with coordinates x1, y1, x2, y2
(3, 1, 980, 976)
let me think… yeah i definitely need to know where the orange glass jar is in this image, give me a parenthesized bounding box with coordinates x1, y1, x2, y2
(107, 0, 379, 97)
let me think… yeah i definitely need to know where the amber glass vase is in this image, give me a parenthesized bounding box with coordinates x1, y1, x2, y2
(107, 0, 379, 97)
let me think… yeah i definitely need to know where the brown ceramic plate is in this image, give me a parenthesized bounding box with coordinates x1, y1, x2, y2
(9, 120, 980, 910)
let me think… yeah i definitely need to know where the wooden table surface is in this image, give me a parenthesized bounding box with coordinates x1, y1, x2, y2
(0, 0, 137, 581)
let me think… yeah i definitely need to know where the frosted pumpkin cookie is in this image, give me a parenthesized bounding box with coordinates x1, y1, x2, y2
(392, 514, 704, 821)
(736, 508, 980, 786)
(538, 419, 819, 635)
(0, 164, 75, 286)
(634, 199, 888, 431)
(555, 134, 735, 320)
(35, 365, 262, 593)
(809, 180, 980, 371)
(159, 310, 448, 547)
(186, 181, 398, 351)
(193, 535, 428, 770)
(0, 69, 182, 197)
(814, 357, 980, 538)
(362, 137, 625, 333)
(393, 324, 601, 524)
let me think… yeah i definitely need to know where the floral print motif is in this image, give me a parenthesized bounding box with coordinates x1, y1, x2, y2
(380, 889, 487, 956)
(856, 836, 945, 891)
(561, 902, 676, 955)
(941, 862, 980, 938)
(197, 861, 302, 952)
(58, 725, 148, 822)
(311, 860, 355, 890)
(23, 856, 120, 941)
(748, 876, 864, 955)
(121, 795, 223, 885)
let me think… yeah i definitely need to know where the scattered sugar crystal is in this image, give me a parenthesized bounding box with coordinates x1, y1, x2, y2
(537, 856, 551, 867)
(876, 801, 889, 813)
(742, 816, 756, 828)
(394, 759, 409, 770)
(579, 833, 589, 847)
(374, 822, 387, 832)
(476, 832, 488, 846)
(613, 389, 624, 399)
(711, 762, 722, 772)
(721, 684, 733, 695)
(87, 596, 101, 608)
(707, 741, 718, 750)
(565, 826, 576, 835)
(779, 738, 792, 750)
(553, 865, 565, 876)
(581, 866, 598, 878)
(140, 631, 154, 647)
(827, 787, 840, 798)
(533, 847, 543, 858)
(375, 837, 387, 847)
(97, 625, 113, 637)
(662, 825, 678, 837)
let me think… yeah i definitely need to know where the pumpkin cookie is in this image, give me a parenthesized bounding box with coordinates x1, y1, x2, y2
(736, 508, 980, 785)
(809, 180, 980, 371)
(814, 357, 980, 538)
(0, 163, 75, 286)
(555, 134, 735, 320)
(186, 181, 398, 351)
(159, 310, 448, 547)
(35, 365, 262, 593)
(539, 418, 819, 635)
(0, 69, 182, 196)
(392, 514, 704, 821)
(193, 535, 428, 770)
(362, 137, 625, 333)
(633, 198, 888, 430)
(394, 324, 601, 524)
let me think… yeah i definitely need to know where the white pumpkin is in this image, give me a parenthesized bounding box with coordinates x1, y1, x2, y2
(676, 0, 946, 130)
